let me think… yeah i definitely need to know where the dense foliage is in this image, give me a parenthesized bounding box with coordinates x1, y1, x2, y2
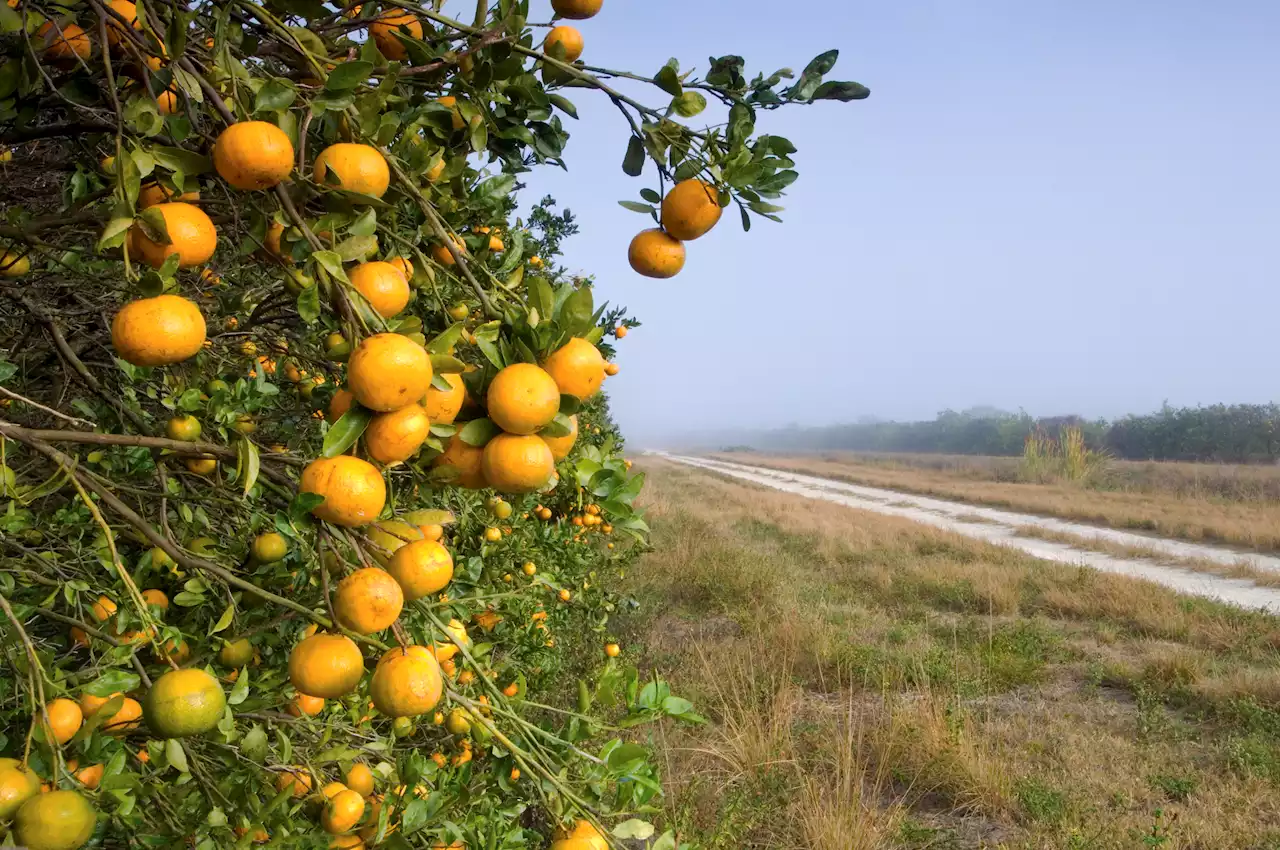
(0, 1, 866, 848)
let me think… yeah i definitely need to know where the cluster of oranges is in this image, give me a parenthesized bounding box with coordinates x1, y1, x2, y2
(628, 179, 724, 279)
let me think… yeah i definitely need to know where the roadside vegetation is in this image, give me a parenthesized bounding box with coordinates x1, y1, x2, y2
(625, 459, 1280, 849)
(715, 450, 1280, 552)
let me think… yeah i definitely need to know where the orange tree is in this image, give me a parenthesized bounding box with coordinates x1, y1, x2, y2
(0, 1, 867, 847)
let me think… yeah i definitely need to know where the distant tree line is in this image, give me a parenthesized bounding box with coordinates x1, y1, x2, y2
(749, 404, 1280, 464)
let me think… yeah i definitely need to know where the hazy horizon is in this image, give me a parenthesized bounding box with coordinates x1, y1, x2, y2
(512, 1, 1280, 445)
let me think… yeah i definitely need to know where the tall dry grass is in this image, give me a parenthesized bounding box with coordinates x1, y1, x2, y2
(1019, 425, 1111, 485)
(627, 458, 1280, 847)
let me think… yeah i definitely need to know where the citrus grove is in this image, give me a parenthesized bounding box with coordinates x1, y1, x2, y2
(0, 0, 866, 847)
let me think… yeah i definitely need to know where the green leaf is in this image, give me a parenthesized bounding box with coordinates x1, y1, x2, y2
(210, 603, 235, 635)
(289, 492, 325, 524)
(323, 405, 373, 458)
(621, 135, 644, 177)
(655, 64, 683, 97)
(539, 413, 574, 439)
(296, 284, 320, 323)
(150, 146, 212, 175)
(236, 438, 260, 497)
(336, 234, 377, 262)
(166, 739, 189, 773)
(228, 665, 250, 705)
(476, 336, 505, 370)
(652, 832, 678, 850)
(138, 207, 171, 244)
(426, 323, 465, 354)
(617, 200, 654, 215)
(639, 188, 661, 204)
(560, 287, 594, 334)
(672, 91, 706, 117)
(614, 820, 656, 841)
(812, 80, 871, 101)
(429, 354, 466, 374)
(313, 250, 350, 283)
(559, 394, 581, 415)
(326, 60, 375, 92)
(85, 670, 141, 697)
(548, 93, 578, 118)
(254, 78, 297, 113)
(98, 216, 135, 252)
(606, 742, 649, 770)
(241, 724, 267, 760)
(458, 418, 500, 448)
(528, 278, 554, 326)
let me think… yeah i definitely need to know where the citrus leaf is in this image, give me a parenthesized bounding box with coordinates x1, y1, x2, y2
(296, 284, 320, 323)
(228, 665, 250, 705)
(458, 418, 500, 448)
(429, 354, 466, 374)
(812, 80, 871, 101)
(326, 60, 374, 92)
(539, 413, 573, 439)
(621, 136, 644, 177)
(236, 438, 260, 497)
(85, 670, 140, 697)
(613, 820, 656, 841)
(655, 64, 683, 97)
(548, 93, 578, 118)
(210, 603, 235, 635)
(559, 394, 581, 415)
(166, 739, 189, 773)
(150, 146, 212, 175)
(323, 405, 373, 458)
(254, 78, 297, 113)
(617, 200, 653, 214)
(672, 91, 706, 117)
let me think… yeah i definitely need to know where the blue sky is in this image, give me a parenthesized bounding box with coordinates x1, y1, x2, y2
(503, 1, 1280, 442)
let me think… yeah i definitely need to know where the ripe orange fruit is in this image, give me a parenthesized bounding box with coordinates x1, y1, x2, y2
(332, 833, 366, 849)
(165, 415, 201, 441)
(0, 251, 30, 277)
(275, 766, 313, 798)
(370, 10, 422, 60)
(433, 434, 486, 488)
(131, 202, 217, 269)
(300, 456, 386, 527)
(101, 697, 143, 734)
(143, 668, 226, 738)
(156, 88, 181, 115)
(251, 532, 289, 563)
(14, 790, 96, 850)
(288, 693, 325, 717)
(263, 220, 291, 262)
(213, 121, 294, 190)
(350, 261, 410, 318)
(328, 388, 355, 421)
(323, 788, 367, 834)
(482, 433, 556, 493)
(234, 825, 269, 844)
(423, 523, 444, 541)
(541, 414, 579, 460)
(112, 294, 206, 366)
(604, 362, 619, 376)
(0, 762, 38, 820)
(551, 820, 609, 850)
(605, 643, 620, 657)
(387, 255, 414, 281)
(426, 157, 446, 182)
(431, 233, 466, 265)
(628, 228, 685, 278)
(185, 456, 217, 475)
(387, 539, 454, 601)
(72, 762, 104, 790)
(486, 363, 560, 434)
(36, 22, 90, 62)
(366, 404, 430, 464)
(141, 588, 169, 610)
(367, 520, 423, 566)
(370, 653, 443, 717)
(544, 25, 584, 62)
(314, 143, 390, 198)
(90, 595, 117, 623)
(436, 96, 466, 131)
(334, 568, 403, 634)
(423, 372, 465, 424)
(290, 633, 364, 698)
(542, 338, 605, 400)
(661, 179, 723, 240)
(43, 698, 82, 745)
(138, 182, 200, 209)
(104, 0, 141, 48)
(346, 763, 375, 797)
(347, 333, 433, 412)
(550, 0, 603, 19)
(615, 325, 628, 339)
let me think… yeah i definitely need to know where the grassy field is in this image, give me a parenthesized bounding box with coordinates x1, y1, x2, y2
(710, 451, 1280, 552)
(624, 458, 1280, 849)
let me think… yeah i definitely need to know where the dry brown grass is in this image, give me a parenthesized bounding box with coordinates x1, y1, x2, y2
(715, 450, 1280, 551)
(628, 458, 1280, 849)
